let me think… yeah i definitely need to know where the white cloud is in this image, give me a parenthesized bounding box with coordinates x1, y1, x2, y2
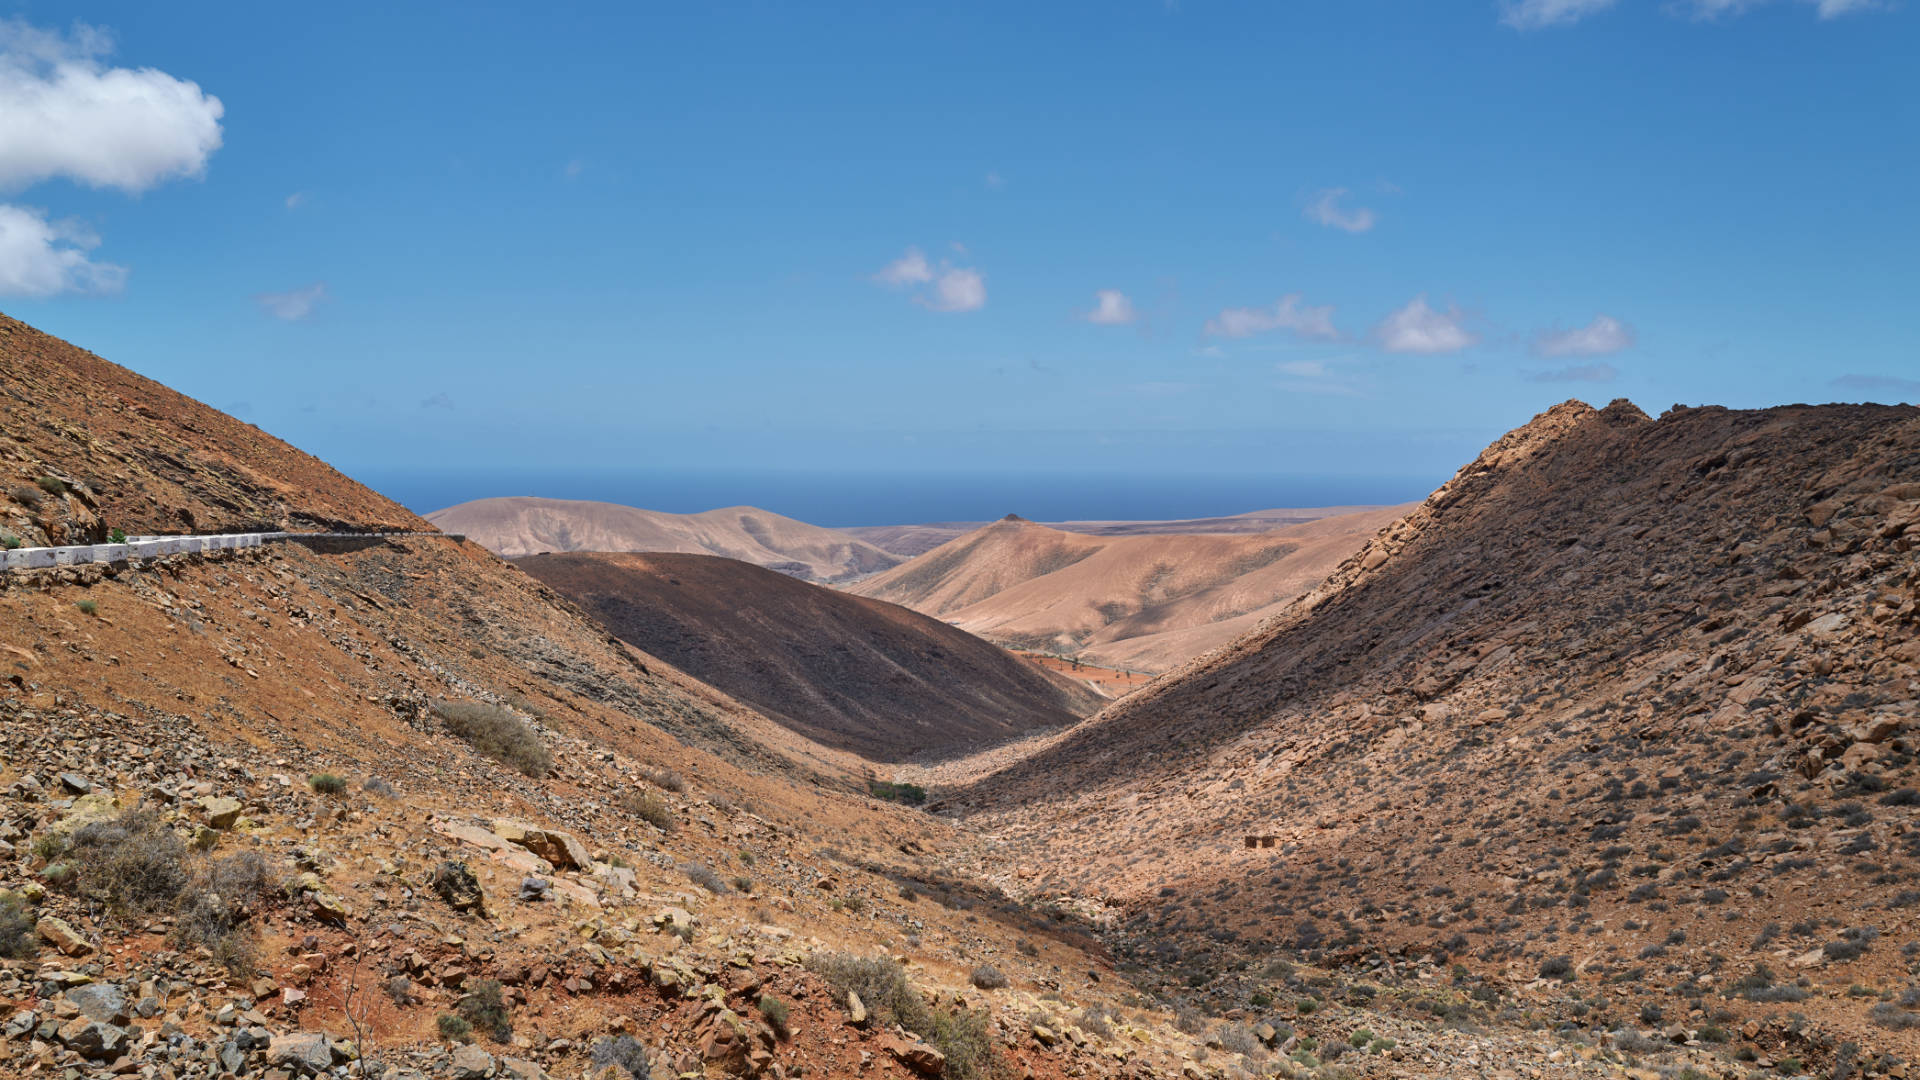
(565, 158, 585, 179)
(1832, 373, 1920, 395)
(1277, 360, 1327, 377)
(873, 247, 934, 286)
(1084, 289, 1137, 325)
(1499, 0, 1617, 27)
(1680, 0, 1878, 17)
(873, 246, 985, 313)
(1304, 188, 1376, 233)
(985, 170, 1004, 190)
(284, 191, 306, 210)
(0, 20, 223, 194)
(1205, 294, 1339, 340)
(1533, 314, 1635, 357)
(255, 282, 328, 321)
(0, 203, 125, 296)
(1375, 295, 1476, 354)
(921, 267, 986, 313)
(1531, 362, 1618, 383)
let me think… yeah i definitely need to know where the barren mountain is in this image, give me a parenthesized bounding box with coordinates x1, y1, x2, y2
(942, 399, 1920, 1067)
(517, 551, 1104, 762)
(427, 496, 900, 582)
(0, 313, 1274, 1080)
(850, 507, 1405, 671)
(849, 505, 1393, 558)
(0, 313, 422, 548)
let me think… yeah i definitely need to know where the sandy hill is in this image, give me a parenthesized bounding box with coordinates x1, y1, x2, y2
(848, 505, 1392, 558)
(516, 551, 1106, 762)
(940, 399, 1920, 1065)
(0, 312, 1271, 1080)
(849, 507, 1405, 672)
(427, 496, 900, 583)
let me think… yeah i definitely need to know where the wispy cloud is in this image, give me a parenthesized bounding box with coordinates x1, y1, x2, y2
(1831, 373, 1920, 396)
(1533, 314, 1635, 357)
(920, 267, 985, 312)
(284, 191, 306, 210)
(1276, 360, 1326, 377)
(1375, 295, 1476, 354)
(985, 170, 1004, 190)
(0, 204, 125, 296)
(565, 158, 585, 179)
(1083, 289, 1137, 325)
(1684, 0, 1880, 18)
(1304, 188, 1376, 233)
(420, 392, 455, 410)
(1499, 0, 1617, 28)
(873, 246, 985, 312)
(1530, 362, 1618, 383)
(873, 247, 934, 286)
(255, 282, 328, 321)
(1205, 294, 1339, 340)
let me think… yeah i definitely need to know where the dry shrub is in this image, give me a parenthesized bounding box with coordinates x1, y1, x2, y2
(432, 701, 552, 776)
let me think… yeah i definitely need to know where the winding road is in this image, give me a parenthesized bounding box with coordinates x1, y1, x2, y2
(0, 530, 452, 572)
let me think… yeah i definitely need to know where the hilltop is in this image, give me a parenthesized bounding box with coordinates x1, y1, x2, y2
(938, 399, 1920, 1069)
(848, 506, 1394, 559)
(849, 507, 1405, 672)
(0, 314, 421, 547)
(516, 551, 1106, 762)
(427, 496, 900, 583)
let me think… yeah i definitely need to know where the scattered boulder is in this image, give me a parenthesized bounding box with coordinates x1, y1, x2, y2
(36, 915, 92, 956)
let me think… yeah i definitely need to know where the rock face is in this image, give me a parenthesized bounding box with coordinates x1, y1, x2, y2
(36, 916, 92, 956)
(494, 819, 592, 870)
(964, 399, 1920, 998)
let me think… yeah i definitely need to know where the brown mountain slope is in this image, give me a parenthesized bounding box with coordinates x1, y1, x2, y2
(427, 496, 900, 582)
(849, 507, 1405, 671)
(517, 551, 1106, 762)
(0, 312, 422, 545)
(0, 312, 1245, 1080)
(943, 399, 1920, 1060)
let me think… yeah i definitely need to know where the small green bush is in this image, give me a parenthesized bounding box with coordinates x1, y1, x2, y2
(758, 994, 791, 1039)
(868, 780, 928, 805)
(108, 527, 126, 543)
(431, 700, 552, 777)
(457, 980, 512, 1042)
(683, 862, 729, 894)
(622, 789, 675, 832)
(65, 810, 189, 918)
(590, 1035, 649, 1077)
(0, 534, 20, 550)
(0, 894, 38, 959)
(641, 767, 685, 792)
(970, 965, 1009, 990)
(806, 951, 993, 1075)
(308, 773, 347, 795)
(436, 1013, 472, 1043)
(35, 476, 67, 496)
(75, 600, 98, 616)
(731, 875, 754, 894)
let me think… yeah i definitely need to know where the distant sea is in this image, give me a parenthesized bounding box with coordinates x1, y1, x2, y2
(353, 468, 1441, 528)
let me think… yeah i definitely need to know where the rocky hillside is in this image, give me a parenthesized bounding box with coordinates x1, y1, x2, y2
(0, 313, 423, 547)
(428, 497, 900, 583)
(516, 551, 1106, 762)
(944, 399, 1920, 1070)
(849, 508, 1403, 672)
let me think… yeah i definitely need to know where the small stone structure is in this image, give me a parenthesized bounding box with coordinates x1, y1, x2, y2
(1243, 835, 1279, 849)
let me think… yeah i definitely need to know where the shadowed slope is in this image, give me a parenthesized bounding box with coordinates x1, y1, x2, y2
(518, 551, 1107, 762)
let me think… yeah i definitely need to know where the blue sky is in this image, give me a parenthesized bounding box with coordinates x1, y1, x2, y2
(0, 2, 1915, 518)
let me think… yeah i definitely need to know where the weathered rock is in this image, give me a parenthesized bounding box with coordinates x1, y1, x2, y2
(57, 1018, 128, 1060)
(881, 1033, 946, 1076)
(846, 989, 868, 1027)
(36, 915, 92, 956)
(451, 1042, 498, 1079)
(269, 1031, 336, 1074)
(65, 982, 128, 1023)
(201, 795, 244, 829)
(492, 819, 592, 870)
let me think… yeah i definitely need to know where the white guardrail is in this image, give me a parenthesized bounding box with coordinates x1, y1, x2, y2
(0, 531, 446, 572)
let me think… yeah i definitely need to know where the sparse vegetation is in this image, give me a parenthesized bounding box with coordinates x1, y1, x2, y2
(75, 599, 97, 616)
(308, 772, 347, 795)
(758, 994, 791, 1039)
(456, 980, 512, 1042)
(591, 1035, 650, 1077)
(436, 1013, 472, 1043)
(431, 700, 552, 777)
(970, 964, 1009, 990)
(622, 788, 676, 831)
(0, 893, 38, 958)
(641, 766, 685, 792)
(35, 475, 66, 496)
(868, 779, 928, 805)
(807, 952, 994, 1079)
